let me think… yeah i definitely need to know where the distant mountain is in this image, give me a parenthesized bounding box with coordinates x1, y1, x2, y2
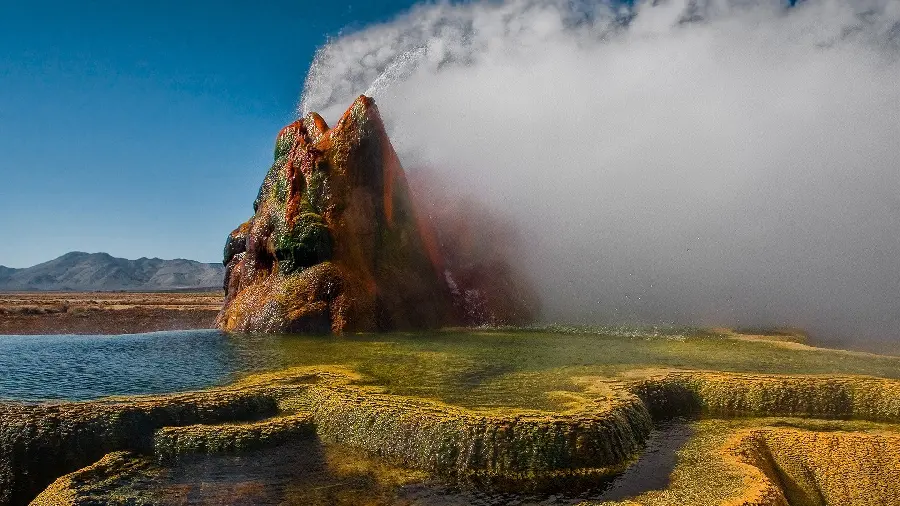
(0, 266, 18, 283)
(0, 252, 225, 291)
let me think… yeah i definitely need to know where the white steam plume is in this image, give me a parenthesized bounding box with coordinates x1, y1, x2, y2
(300, 0, 900, 349)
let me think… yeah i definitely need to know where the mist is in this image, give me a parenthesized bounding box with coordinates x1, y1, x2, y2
(299, 0, 900, 350)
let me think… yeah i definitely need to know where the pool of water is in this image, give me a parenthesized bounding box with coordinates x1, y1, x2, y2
(80, 421, 694, 506)
(0, 330, 244, 401)
(153, 440, 605, 506)
(2, 328, 899, 407)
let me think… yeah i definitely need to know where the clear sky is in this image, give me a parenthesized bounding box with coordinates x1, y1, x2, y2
(0, 0, 421, 268)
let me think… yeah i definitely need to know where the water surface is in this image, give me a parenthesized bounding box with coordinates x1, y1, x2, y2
(0, 330, 239, 401)
(86, 424, 694, 506)
(2, 327, 899, 409)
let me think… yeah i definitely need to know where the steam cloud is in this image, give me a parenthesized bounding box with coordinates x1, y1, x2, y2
(300, 0, 900, 349)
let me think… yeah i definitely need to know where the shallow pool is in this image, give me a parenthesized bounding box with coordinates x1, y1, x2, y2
(0, 330, 243, 401)
(2, 327, 899, 408)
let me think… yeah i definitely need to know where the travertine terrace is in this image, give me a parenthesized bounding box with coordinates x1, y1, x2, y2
(6, 336, 900, 505)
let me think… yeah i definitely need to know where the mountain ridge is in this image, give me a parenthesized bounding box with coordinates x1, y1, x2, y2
(0, 252, 224, 292)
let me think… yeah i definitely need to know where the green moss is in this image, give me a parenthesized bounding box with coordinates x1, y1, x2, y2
(11, 329, 900, 505)
(588, 418, 900, 506)
(253, 158, 287, 214)
(217, 328, 900, 412)
(154, 413, 315, 461)
(33, 441, 433, 506)
(278, 382, 653, 483)
(274, 213, 333, 275)
(30, 452, 164, 506)
(303, 165, 329, 215)
(13, 362, 900, 505)
(630, 372, 900, 422)
(0, 391, 278, 506)
(274, 129, 297, 159)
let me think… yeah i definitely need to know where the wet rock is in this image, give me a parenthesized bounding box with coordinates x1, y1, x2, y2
(629, 371, 900, 421)
(0, 391, 277, 506)
(218, 96, 453, 333)
(29, 451, 163, 506)
(153, 412, 315, 461)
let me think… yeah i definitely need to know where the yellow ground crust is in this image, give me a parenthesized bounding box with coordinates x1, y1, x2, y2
(593, 419, 900, 506)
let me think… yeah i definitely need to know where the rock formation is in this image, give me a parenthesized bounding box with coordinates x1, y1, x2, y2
(218, 96, 448, 333)
(218, 96, 537, 333)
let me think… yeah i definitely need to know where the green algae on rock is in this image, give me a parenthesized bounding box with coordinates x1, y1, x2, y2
(279, 383, 653, 488)
(32, 441, 433, 506)
(34, 419, 900, 506)
(629, 371, 900, 422)
(29, 452, 164, 506)
(153, 412, 315, 462)
(0, 367, 647, 505)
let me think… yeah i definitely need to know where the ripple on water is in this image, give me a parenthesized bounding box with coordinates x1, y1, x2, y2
(0, 330, 243, 401)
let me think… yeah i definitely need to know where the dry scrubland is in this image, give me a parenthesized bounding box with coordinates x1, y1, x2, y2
(3, 330, 900, 506)
(0, 292, 222, 335)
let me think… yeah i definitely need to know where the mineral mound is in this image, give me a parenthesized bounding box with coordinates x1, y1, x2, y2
(218, 96, 536, 333)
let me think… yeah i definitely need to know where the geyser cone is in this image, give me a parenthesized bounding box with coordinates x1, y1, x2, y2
(218, 96, 452, 333)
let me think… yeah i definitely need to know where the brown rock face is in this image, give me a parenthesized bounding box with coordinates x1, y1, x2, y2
(219, 96, 538, 334)
(218, 96, 452, 333)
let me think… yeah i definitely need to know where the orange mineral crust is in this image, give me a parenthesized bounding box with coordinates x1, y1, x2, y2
(218, 97, 453, 333)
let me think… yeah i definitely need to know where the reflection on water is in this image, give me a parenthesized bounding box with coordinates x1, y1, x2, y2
(148, 441, 610, 506)
(598, 420, 694, 501)
(122, 422, 692, 506)
(157, 440, 421, 506)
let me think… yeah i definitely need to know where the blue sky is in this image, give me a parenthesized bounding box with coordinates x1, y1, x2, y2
(0, 1, 421, 268)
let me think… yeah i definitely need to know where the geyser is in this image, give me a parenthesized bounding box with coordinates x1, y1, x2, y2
(218, 96, 535, 333)
(299, 0, 900, 349)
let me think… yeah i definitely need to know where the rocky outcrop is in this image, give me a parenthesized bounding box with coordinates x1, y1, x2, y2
(218, 96, 537, 333)
(218, 96, 451, 333)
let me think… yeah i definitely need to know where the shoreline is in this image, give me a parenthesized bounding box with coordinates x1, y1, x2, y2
(1, 292, 894, 357)
(0, 291, 222, 335)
